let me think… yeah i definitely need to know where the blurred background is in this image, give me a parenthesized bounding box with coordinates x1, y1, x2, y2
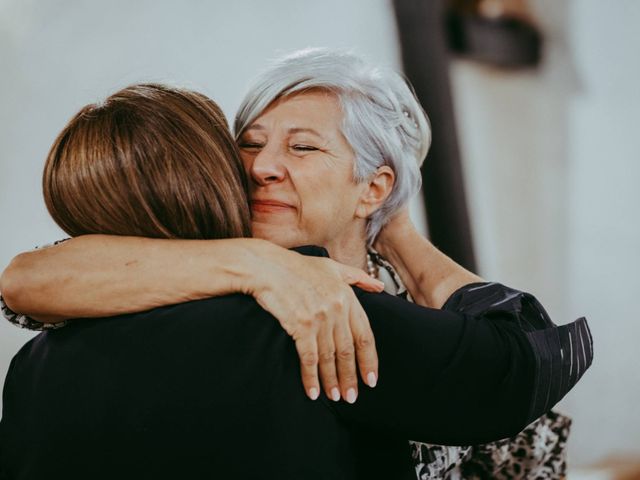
(1, 0, 639, 476)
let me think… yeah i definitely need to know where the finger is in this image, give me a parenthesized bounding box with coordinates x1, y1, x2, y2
(334, 310, 358, 404)
(350, 300, 378, 389)
(339, 265, 384, 292)
(295, 336, 320, 400)
(317, 323, 341, 402)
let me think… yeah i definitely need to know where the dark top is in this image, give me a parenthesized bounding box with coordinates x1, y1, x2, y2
(0, 247, 592, 480)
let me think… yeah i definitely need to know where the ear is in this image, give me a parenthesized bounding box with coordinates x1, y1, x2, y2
(355, 166, 395, 219)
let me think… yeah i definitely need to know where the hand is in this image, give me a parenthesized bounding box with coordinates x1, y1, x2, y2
(249, 250, 384, 403)
(374, 207, 483, 308)
(373, 207, 415, 259)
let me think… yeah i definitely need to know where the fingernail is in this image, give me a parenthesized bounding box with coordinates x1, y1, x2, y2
(331, 387, 341, 402)
(346, 388, 357, 404)
(376, 280, 385, 290)
(309, 387, 319, 400)
(367, 372, 377, 388)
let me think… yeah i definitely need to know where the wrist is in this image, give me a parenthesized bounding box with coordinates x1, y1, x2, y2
(227, 238, 283, 297)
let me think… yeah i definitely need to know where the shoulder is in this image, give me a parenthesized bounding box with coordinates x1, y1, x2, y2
(134, 294, 275, 330)
(16, 294, 286, 360)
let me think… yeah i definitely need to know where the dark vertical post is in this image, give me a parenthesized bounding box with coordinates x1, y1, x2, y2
(392, 0, 477, 271)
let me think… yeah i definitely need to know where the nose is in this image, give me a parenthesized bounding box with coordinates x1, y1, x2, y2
(249, 145, 286, 186)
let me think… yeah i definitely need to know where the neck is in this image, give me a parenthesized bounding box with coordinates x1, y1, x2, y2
(323, 227, 368, 272)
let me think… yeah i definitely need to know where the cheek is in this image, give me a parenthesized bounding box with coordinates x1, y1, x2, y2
(293, 181, 331, 231)
(291, 160, 358, 227)
(239, 155, 254, 179)
(298, 181, 357, 232)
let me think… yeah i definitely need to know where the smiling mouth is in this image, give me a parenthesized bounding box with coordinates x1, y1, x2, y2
(251, 200, 295, 213)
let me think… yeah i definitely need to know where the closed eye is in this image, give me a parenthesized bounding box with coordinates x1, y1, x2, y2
(238, 142, 264, 151)
(291, 144, 319, 152)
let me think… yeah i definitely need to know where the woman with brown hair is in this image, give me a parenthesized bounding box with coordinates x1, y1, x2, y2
(42, 84, 252, 241)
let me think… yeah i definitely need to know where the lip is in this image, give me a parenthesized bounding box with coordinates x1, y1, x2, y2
(251, 199, 295, 213)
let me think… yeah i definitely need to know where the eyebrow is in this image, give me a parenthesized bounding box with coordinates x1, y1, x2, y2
(244, 125, 324, 138)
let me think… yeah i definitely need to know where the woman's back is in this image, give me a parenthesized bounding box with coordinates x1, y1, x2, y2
(1, 293, 370, 479)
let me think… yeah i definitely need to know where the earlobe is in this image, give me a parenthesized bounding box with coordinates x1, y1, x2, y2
(355, 166, 395, 218)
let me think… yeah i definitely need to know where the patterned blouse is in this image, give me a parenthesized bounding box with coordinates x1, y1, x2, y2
(1, 242, 588, 479)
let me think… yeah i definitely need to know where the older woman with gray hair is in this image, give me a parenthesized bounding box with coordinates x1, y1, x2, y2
(1, 48, 587, 478)
(234, 47, 430, 246)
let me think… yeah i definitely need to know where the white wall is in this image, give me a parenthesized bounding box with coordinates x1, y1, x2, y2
(1, 0, 639, 469)
(564, 0, 640, 463)
(451, 0, 640, 466)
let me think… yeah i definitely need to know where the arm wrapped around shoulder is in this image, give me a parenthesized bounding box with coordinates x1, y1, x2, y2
(341, 283, 592, 446)
(443, 282, 593, 429)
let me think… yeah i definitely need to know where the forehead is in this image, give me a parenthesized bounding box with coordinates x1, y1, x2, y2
(251, 90, 344, 130)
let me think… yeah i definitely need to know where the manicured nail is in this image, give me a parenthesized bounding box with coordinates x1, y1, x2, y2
(346, 388, 357, 404)
(331, 387, 341, 402)
(367, 372, 377, 388)
(309, 387, 319, 400)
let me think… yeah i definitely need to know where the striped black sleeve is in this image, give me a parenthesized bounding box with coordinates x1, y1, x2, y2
(443, 282, 593, 423)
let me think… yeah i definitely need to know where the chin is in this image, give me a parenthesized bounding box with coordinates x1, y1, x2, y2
(251, 223, 309, 248)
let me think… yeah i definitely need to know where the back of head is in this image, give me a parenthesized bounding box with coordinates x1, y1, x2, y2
(234, 48, 431, 244)
(43, 83, 251, 240)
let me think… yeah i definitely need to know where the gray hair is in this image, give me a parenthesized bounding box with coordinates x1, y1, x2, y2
(234, 48, 431, 245)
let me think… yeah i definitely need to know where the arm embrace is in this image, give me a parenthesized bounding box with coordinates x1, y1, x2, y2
(330, 282, 592, 445)
(0, 235, 384, 402)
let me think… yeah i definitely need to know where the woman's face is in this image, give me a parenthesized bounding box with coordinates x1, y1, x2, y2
(238, 91, 368, 251)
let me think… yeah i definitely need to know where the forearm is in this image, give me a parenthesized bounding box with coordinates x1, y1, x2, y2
(376, 226, 482, 309)
(333, 284, 590, 444)
(333, 290, 534, 445)
(0, 235, 277, 321)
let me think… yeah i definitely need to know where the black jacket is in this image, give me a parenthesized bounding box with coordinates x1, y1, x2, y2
(0, 247, 591, 480)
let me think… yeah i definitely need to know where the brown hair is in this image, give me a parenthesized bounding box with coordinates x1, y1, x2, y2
(43, 83, 251, 240)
